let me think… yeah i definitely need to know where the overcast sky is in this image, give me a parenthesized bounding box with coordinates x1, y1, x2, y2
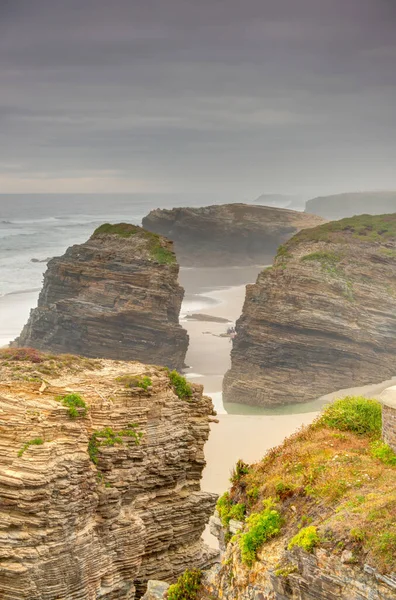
(1, 0, 396, 198)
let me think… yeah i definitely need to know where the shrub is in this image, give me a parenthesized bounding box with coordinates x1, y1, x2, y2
(370, 441, 396, 466)
(317, 396, 382, 437)
(238, 500, 282, 566)
(88, 424, 143, 464)
(288, 526, 320, 552)
(57, 393, 87, 418)
(168, 370, 193, 400)
(116, 374, 152, 390)
(18, 438, 44, 457)
(0, 347, 45, 363)
(92, 223, 140, 237)
(167, 569, 202, 600)
(230, 459, 249, 484)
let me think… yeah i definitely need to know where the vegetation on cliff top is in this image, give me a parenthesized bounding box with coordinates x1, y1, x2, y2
(219, 396, 396, 573)
(0, 348, 101, 380)
(288, 213, 396, 247)
(167, 569, 202, 600)
(167, 369, 193, 400)
(91, 222, 176, 264)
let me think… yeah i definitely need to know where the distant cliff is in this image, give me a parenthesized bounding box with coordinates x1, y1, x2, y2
(0, 350, 218, 599)
(305, 191, 396, 219)
(15, 224, 188, 369)
(142, 204, 325, 266)
(224, 213, 396, 406)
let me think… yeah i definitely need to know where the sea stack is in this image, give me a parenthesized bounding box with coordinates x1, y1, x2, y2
(224, 214, 396, 406)
(0, 351, 218, 599)
(15, 223, 189, 369)
(142, 204, 325, 266)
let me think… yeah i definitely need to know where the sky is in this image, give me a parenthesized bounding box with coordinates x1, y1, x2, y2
(1, 0, 396, 199)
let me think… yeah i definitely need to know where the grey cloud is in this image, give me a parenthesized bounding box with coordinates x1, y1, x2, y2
(0, 0, 395, 196)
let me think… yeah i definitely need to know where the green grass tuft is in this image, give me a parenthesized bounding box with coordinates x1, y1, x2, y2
(288, 526, 320, 552)
(370, 441, 396, 466)
(116, 374, 152, 390)
(167, 569, 202, 600)
(57, 393, 87, 419)
(216, 492, 246, 526)
(18, 438, 44, 457)
(238, 499, 282, 566)
(167, 369, 193, 400)
(317, 396, 382, 438)
(88, 424, 143, 464)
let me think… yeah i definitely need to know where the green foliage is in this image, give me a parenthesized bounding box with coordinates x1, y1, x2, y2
(370, 441, 396, 466)
(216, 492, 246, 526)
(317, 396, 382, 438)
(301, 251, 341, 265)
(116, 374, 152, 390)
(288, 526, 320, 553)
(167, 369, 193, 400)
(289, 213, 396, 246)
(18, 437, 44, 457)
(92, 223, 176, 264)
(238, 500, 282, 566)
(230, 459, 249, 484)
(88, 424, 143, 464)
(274, 563, 298, 577)
(276, 245, 291, 259)
(92, 222, 140, 237)
(167, 569, 202, 600)
(57, 393, 87, 418)
(372, 532, 396, 565)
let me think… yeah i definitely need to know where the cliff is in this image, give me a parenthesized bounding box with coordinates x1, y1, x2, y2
(202, 397, 396, 600)
(15, 224, 189, 370)
(305, 191, 396, 219)
(224, 213, 396, 406)
(0, 348, 218, 599)
(142, 204, 325, 266)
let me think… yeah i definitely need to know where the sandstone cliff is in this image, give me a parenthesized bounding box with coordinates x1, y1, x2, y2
(0, 349, 218, 599)
(224, 214, 396, 406)
(305, 191, 396, 219)
(142, 204, 325, 266)
(15, 224, 189, 370)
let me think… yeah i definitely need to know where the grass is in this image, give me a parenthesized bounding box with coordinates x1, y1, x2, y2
(167, 569, 202, 600)
(57, 393, 87, 418)
(216, 492, 246, 526)
(287, 213, 396, 247)
(116, 374, 152, 391)
(167, 369, 193, 400)
(238, 499, 282, 566)
(316, 396, 382, 437)
(218, 396, 396, 573)
(18, 438, 44, 457)
(0, 347, 45, 363)
(91, 222, 176, 264)
(288, 526, 320, 552)
(88, 424, 143, 464)
(300, 251, 343, 276)
(0, 349, 102, 380)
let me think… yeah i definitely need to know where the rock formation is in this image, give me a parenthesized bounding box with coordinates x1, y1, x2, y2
(305, 191, 396, 219)
(224, 213, 396, 406)
(142, 204, 325, 266)
(0, 350, 218, 599)
(15, 224, 189, 370)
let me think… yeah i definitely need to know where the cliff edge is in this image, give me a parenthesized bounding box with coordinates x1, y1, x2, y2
(15, 224, 189, 370)
(142, 204, 325, 266)
(224, 213, 396, 406)
(0, 349, 218, 599)
(305, 191, 396, 219)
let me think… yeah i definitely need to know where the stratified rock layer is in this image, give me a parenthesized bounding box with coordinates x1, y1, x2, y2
(305, 191, 396, 219)
(224, 214, 396, 406)
(0, 353, 218, 599)
(15, 224, 188, 370)
(142, 204, 325, 266)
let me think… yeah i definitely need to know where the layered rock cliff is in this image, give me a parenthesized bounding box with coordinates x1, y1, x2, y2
(305, 191, 396, 219)
(142, 204, 325, 266)
(0, 349, 218, 599)
(15, 224, 188, 370)
(224, 213, 396, 406)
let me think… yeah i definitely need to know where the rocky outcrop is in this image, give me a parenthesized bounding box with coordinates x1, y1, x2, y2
(0, 350, 218, 599)
(305, 191, 396, 219)
(224, 213, 396, 406)
(142, 204, 325, 266)
(15, 224, 188, 370)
